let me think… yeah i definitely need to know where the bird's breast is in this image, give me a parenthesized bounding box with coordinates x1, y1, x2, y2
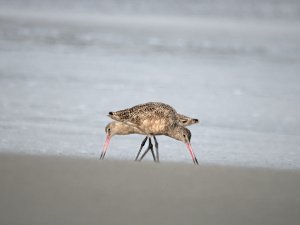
(140, 118, 167, 134)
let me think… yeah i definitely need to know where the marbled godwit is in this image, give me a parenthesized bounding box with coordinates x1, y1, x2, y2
(105, 102, 199, 165)
(100, 114, 198, 162)
(100, 121, 157, 161)
(134, 113, 198, 162)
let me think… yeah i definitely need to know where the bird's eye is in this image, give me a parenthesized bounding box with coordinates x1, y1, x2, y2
(183, 134, 186, 138)
(108, 128, 111, 132)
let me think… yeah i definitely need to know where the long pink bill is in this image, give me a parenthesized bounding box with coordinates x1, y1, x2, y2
(186, 143, 199, 165)
(100, 135, 111, 160)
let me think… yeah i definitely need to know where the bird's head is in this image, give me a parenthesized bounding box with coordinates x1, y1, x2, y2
(171, 126, 192, 144)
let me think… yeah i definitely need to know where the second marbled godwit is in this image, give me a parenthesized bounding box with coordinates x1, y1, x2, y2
(100, 121, 157, 161)
(100, 114, 198, 162)
(105, 102, 199, 165)
(134, 113, 198, 162)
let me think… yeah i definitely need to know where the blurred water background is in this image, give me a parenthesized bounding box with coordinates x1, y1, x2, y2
(0, 0, 300, 168)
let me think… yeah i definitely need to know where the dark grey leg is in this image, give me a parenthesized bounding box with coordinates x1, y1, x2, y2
(150, 141, 156, 162)
(139, 138, 154, 162)
(135, 136, 149, 161)
(153, 136, 159, 163)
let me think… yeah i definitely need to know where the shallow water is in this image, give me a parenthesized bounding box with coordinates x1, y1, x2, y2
(0, 0, 300, 169)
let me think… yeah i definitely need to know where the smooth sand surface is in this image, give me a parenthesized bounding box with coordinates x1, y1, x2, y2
(0, 154, 299, 225)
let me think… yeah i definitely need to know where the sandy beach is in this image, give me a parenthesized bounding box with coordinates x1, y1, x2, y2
(0, 153, 299, 225)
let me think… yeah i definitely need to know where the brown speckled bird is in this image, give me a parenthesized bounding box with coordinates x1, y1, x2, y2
(101, 102, 199, 165)
(101, 113, 199, 162)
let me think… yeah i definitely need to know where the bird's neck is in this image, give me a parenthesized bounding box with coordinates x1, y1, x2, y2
(166, 123, 181, 140)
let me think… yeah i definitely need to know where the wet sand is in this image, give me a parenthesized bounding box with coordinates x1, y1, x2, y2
(0, 153, 299, 225)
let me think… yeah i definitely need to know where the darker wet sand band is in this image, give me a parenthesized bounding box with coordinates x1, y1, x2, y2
(0, 154, 299, 225)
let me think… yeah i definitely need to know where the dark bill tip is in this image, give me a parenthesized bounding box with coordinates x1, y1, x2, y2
(194, 157, 199, 165)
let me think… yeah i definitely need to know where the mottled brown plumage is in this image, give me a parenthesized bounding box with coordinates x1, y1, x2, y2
(176, 113, 199, 126)
(100, 113, 199, 162)
(108, 102, 175, 134)
(104, 102, 199, 165)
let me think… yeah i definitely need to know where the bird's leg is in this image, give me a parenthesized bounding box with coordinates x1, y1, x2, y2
(150, 139, 157, 162)
(139, 137, 155, 162)
(153, 135, 159, 163)
(134, 136, 149, 161)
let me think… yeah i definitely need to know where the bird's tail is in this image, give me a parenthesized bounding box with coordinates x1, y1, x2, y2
(107, 110, 130, 122)
(176, 113, 199, 127)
